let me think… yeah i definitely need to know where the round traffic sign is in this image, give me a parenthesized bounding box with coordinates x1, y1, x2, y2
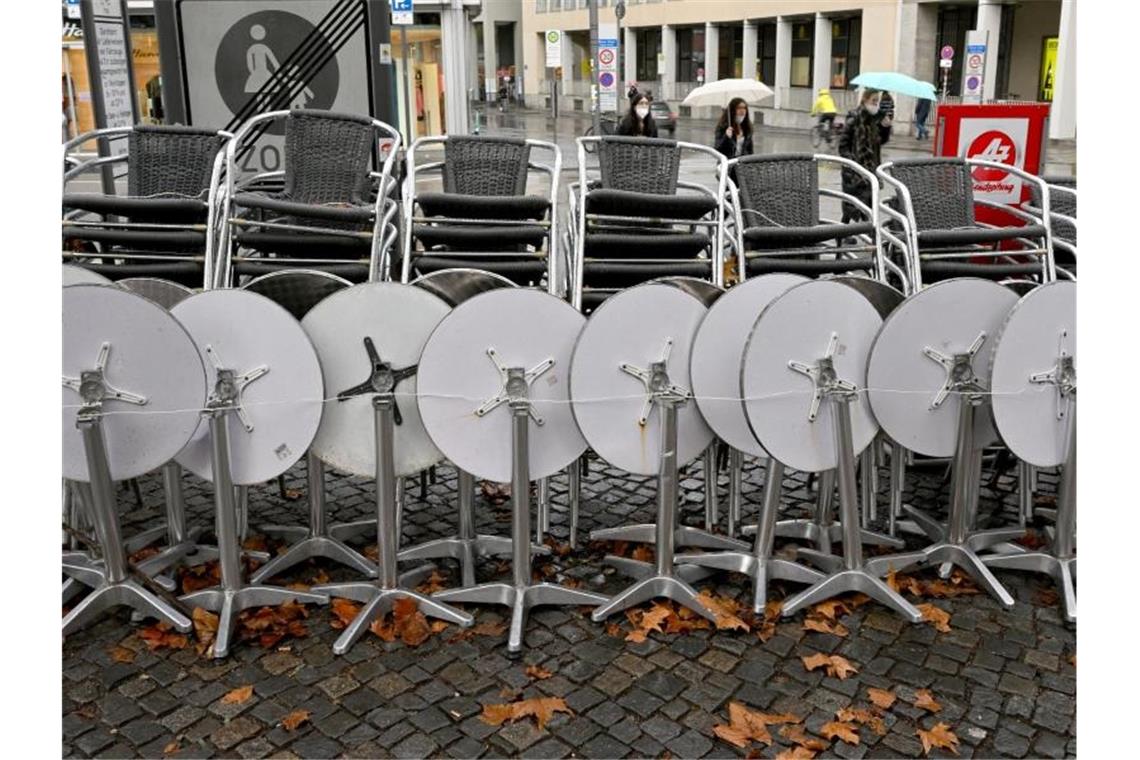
(216, 10, 339, 133)
(941, 45, 954, 60)
(599, 71, 615, 87)
(599, 48, 615, 66)
(547, 30, 560, 44)
(968, 54, 982, 69)
(965, 75, 982, 92)
(968, 129, 1017, 181)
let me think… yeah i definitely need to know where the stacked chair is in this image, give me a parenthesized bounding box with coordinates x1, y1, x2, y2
(213, 109, 401, 287)
(401, 135, 561, 293)
(568, 136, 727, 310)
(877, 157, 1056, 291)
(62, 125, 231, 287)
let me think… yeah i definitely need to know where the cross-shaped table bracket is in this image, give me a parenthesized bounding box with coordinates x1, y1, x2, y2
(923, 331, 987, 410)
(787, 332, 858, 422)
(473, 347, 554, 425)
(62, 341, 149, 412)
(204, 345, 268, 432)
(620, 338, 692, 426)
(1029, 329, 1075, 421)
(336, 336, 418, 425)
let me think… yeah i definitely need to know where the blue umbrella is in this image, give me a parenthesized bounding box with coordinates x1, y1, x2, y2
(850, 72, 938, 101)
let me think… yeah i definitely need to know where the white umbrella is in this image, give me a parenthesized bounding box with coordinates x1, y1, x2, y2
(681, 78, 774, 108)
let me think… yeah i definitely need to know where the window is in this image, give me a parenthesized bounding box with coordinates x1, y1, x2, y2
(830, 16, 861, 88)
(757, 22, 776, 84)
(635, 27, 662, 82)
(536, 0, 547, 12)
(676, 26, 705, 82)
(718, 25, 743, 79)
(790, 21, 813, 87)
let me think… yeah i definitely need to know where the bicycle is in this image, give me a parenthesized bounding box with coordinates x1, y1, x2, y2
(810, 117, 844, 149)
(583, 114, 619, 153)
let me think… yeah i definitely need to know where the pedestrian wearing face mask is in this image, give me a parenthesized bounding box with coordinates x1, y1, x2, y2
(617, 93, 659, 137)
(714, 97, 754, 160)
(838, 87, 892, 224)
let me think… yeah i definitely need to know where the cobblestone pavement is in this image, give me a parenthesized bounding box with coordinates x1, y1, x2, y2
(63, 453, 1075, 759)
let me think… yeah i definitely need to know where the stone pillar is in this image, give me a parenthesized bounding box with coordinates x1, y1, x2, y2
(483, 19, 497, 102)
(624, 25, 638, 88)
(704, 22, 719, 83)
(441, 4, 471, 135)
(1049, 0, 1075, 139)
(774, 16, 791, 109)
(976, 0, 1003, 101)
(812, 12, 831, 94)
(661, 24, 677, 101)
(743, 20, 758, 81)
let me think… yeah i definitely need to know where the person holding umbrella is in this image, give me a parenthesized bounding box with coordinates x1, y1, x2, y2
(838, 87, 891, 224)
(714, 97, 754, 160)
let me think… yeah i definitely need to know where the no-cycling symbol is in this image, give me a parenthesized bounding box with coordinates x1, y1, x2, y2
(215, 10, 340, 133)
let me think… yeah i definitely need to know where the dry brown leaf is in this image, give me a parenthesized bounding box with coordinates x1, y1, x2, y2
(803, 616, 849, 637)
(1015, 529, 1049, 550)
(821, 720, 860, 745)
(162, 741, 180, 755)
(810, 598, 850, 620)
(801, 653, 859, 680)
(713, 723, 753, 749)
(430, 620, 450, 634)
(192, 607, 220, 655)
(837, 707, 886, 736)
(110, 645, 136, 663)
(480, 697, 572, 731)
(526, 664, 553, 680)
(867, 687, 897, 710)
(913, 689, 942, 713)
(415, 571, 450, 595)
(394, 597, 433, 646)
(916, 722, 960, 756)
(917, 603, 952, 633)
(281, 708, 311, 731)
(725, 702, 771, 746)
(451, 620, 508, 642)
(605, 622, 623, 637)
(696, 590, 750, 632)
(631, 545, 655, 563)
(543, 537, 573, 558)
(221, 685, 254, 705)
(779, 724, 829, 752)
(775, 748, 818, 760)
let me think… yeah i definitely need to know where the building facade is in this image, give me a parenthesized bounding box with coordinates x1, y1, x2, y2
(520, 0, 1075, 139)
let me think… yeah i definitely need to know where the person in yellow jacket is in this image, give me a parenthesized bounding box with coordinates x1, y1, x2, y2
(811, 87, 839, 134)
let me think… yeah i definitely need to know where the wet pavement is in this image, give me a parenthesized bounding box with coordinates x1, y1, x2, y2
(62, 454, 1075, 759)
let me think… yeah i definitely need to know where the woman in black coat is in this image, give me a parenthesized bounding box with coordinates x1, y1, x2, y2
(838, 88, 892, 224)
(713, 97, 754, 160)
(616, 93, 658, 138)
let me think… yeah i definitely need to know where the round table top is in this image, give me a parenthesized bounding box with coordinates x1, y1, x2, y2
(742, 279, 882, 473)
(63, 285, 206, 482)
(240, 269, 352, 322)
(303, 282, 451, 478)
(833, 276, 905, 319)
(418, 288, 587, 482)
(570, 281, 713, 476)
(691, 274, 807, 458)
(172, 289, 324, 486)
(867, 278, 1019, 458)
(117, 278, 195, 310)
(63, 265, 111, 287)
(411, 268, 516, 307)
(990, 281, 1076, 468)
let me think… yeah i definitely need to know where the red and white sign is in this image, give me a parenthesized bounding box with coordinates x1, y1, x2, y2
(958, 118, 1028, 204)
(941, 45, 954, 60)
(598, 48, 615, 66)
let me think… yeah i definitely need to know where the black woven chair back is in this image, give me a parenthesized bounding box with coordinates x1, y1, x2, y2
(442, 136, 531, 196)
(1033, 176, 1075, 244)
(888, 158, 975, 231)
(127, 126, 226, 199)
(734, 154, 819, 228)
(281, 110, 375, 206)
(597, 137, 680, 195)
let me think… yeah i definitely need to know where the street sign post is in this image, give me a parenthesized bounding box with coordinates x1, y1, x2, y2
(598, 21, 618, 113)
(939, 44, 954, 98)
(391, 0, 412, 26)
(80, 0, 139, 195)
(962, 31, 987, 104)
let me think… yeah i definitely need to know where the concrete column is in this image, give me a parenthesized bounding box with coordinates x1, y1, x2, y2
(483, 20, 497, 102)
(774, 16, 791, 109)
(704, 22, 719, 83)
(812, 12, 831, 94)
(661, 24, 677, 101)
(743, 20, 758, 80)
(624, 25, 638, 88)
(1049, 0, 1076, 139)
(976, 0, 1003, 101)
(441, 5, 471, 135)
